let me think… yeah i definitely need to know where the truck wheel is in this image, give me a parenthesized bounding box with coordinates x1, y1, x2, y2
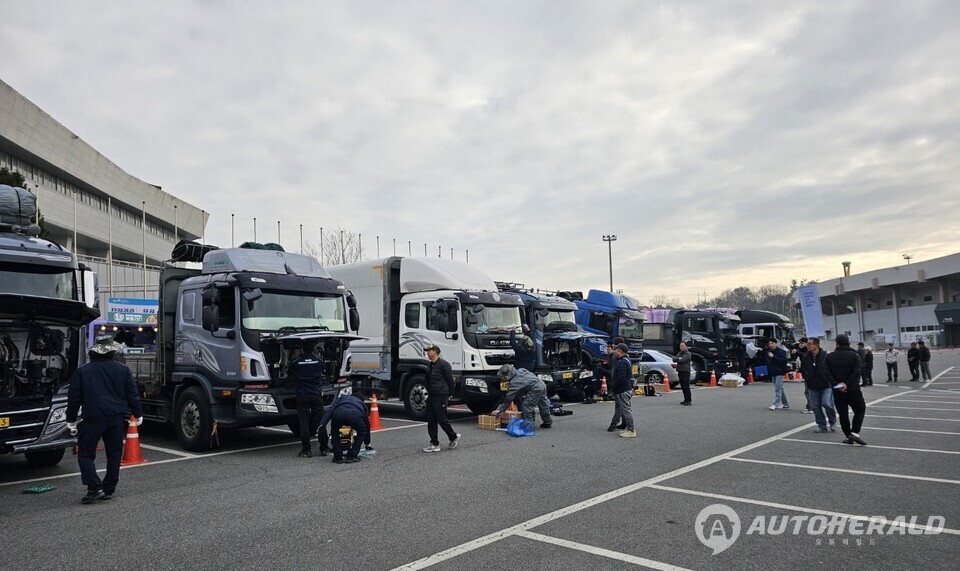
(403, 375, 429, 421)
(175, 387, 213, 452)
(646, 371, 664, 385)
(690, 360, 704, 382)
(23, 448, 65, 467)
(465, 396, 498, 416)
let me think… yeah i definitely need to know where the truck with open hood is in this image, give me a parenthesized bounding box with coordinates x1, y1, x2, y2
(495, 283, 603, 401)
(568, 290, 645, 376)
(123, 241, 362, 451)
(327, 257, 523, 420)
(641, 308, 743, 381)
(1, 218, 98, 466)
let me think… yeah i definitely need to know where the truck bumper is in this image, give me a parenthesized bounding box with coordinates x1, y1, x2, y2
(11, 423, 75, 454)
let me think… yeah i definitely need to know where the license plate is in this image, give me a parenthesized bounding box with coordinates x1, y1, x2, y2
(632, 366, 639, 375)
(500, 381, 509, 391)
(0, 417, 9, 428)
(562, 372, 573, 379)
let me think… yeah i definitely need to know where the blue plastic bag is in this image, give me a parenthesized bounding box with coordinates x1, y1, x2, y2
(506, 417, 535, 437)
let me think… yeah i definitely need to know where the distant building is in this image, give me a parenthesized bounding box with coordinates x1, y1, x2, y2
(803, 253, 960, 348)
(0, 79, 206, 307)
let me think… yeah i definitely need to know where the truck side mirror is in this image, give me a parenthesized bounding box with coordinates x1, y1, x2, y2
(202, 305, 220, 332)
(472, 304, 485, 313)
(202, 286, 221, 307)
(436, 312, 450, 332)
(465, 313, 479, 325)
(537, 308, 550, 317)
(79, 268, 99, 310)
(349, 307, 360, 332)
(346, 292, 357, 309)
(242, 288, 262, 303)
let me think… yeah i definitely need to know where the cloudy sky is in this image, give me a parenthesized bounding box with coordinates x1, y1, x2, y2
(2, 1, 958, 305)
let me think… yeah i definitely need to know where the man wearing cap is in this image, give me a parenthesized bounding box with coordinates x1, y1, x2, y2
(494, 364, 552, 428)
(421, 344, 461, 453)
(918, 340, 932, 381)
(608, 343, 636, 438)
(65, 335, 143, 504)
(906, 342, 920, 381)
(884, 342, 900, 382)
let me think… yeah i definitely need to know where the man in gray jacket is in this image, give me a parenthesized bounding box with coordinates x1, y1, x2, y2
(494, 365, 552, 428)
(673, 342, 692, 406)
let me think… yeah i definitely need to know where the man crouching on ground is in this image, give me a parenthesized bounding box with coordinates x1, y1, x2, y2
(494, 365, 552, 428)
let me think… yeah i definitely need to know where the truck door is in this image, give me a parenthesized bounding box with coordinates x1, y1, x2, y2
(194, 284, 240, 380)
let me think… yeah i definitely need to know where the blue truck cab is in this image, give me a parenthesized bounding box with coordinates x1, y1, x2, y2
(570, 289, 645, 370)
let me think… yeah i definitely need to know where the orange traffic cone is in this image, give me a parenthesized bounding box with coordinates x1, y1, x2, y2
(746, 367, 754, 385)
(794, 371, 803, 382)
(120, 415, 148, 466)
(369, 393, 384, 431)
(708, 369, 718, 387)
(661, 376, 671, 392)
(600, 376, 609, 394)
(508, 400, 518, 412)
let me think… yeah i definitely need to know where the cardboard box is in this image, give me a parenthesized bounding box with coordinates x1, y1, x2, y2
(500, 410, 522, 426)
(477, 415, 500, 430)
(721, 379, 741, 388)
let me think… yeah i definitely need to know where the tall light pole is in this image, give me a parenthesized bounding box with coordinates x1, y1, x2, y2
(142, 201, 147, 296)
(602, 234, 617, 292)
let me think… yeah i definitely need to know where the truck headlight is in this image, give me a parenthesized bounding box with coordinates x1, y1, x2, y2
(241, 393, 279, 413)
(579, 370, 593, 379)
(464, 378, 489, 393)
(48, 406, 67, 424)
(538, 374, 552, 383)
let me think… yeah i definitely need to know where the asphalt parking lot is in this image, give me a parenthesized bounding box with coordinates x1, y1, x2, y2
(3, 352, 959, 570)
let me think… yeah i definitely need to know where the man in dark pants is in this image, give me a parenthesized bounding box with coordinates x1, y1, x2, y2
(494, 364, 552, 428)
(509, 325, 537, 372)
(918, 340, 932, 381)
(65, 335, 143, 504)
(673, 342, 693, 405)
(288, 341, 330, 458)
(608, 344, 636, 438)
(906, 342, 921, 381)
(884, 342, 899, 382)
(826, 335, 866, 446)
(862, 346, 874, 386)
(421, 344, 461, 453)
(318, 388, 369, 463)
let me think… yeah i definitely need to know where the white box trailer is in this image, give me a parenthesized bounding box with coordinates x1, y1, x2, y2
(327, 256, 524, 419)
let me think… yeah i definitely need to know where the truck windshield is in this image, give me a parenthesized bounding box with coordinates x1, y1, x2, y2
(618, 317, 643, 339)
(0, 265, 74, 300)
(241, 291, 347, 332)
(542, 310, 576, 330)
(463, 304, 522, 334)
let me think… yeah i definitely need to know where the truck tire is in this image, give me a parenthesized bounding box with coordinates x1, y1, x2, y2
(175, 387, 213, 452)
(403, 375, 429, 421)
(23, 448, 65, 467)
(464, 396, 498, 416)
(690, 359, 704, 383)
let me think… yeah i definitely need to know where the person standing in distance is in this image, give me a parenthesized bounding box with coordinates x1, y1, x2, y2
(826, 335, 867, 446)
(289, 341, 330, 458)
(800, 338, 837, 433)
(673, 342, 693, 406)
(65, 335, 143, 504)
(862, 346, 874, 386)
(421, 344, 461, 452)
(765, 338, 790, 410)
(918, 340, 932, 381)
(884, 342, 899, 382)
(906, 342, 920, 381)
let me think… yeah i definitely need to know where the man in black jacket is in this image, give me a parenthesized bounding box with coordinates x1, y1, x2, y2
(318, 388, 369, 463)
(765, 338, 790, 410)
(862, 346, 874, 386)
(918, 340, 932, 381)
(825, 335, 866, 445)
(66, 335, 143, 504)
(800, 338, 837, 432)
(607, 344, 636, 438)
(673, 342, 693, 406)
(421, 344, 460, 453)
(906, 342, 921, 381)
(288, 341, 330, 458)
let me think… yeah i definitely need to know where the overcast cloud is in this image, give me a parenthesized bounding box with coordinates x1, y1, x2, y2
(2, 1, 958, 304)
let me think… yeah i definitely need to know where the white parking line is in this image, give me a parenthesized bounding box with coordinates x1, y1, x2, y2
(781, 438, 960, 455)
(871, 406, 960, 412)
(890, 399, 960, 404)
(139, 444, 198, 458)
(390, 389, 916, 570)
(871, 414, 960, 422)
(726, 457, 960, 485)
(924, 367, 954, 389)
(646, 485, 960, 535)
(515, 530, 691, 570)
(869, 427, 960, 436)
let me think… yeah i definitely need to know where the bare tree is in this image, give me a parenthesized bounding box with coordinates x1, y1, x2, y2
(304, 227, 362, 265)
(649, 295, 681, 309)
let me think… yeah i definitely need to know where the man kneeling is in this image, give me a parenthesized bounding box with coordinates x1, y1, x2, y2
(318, 388, 370, 463)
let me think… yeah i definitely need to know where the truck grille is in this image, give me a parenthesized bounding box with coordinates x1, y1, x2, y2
(485, 355, 514, 366)
(0, 406, 48, 446)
